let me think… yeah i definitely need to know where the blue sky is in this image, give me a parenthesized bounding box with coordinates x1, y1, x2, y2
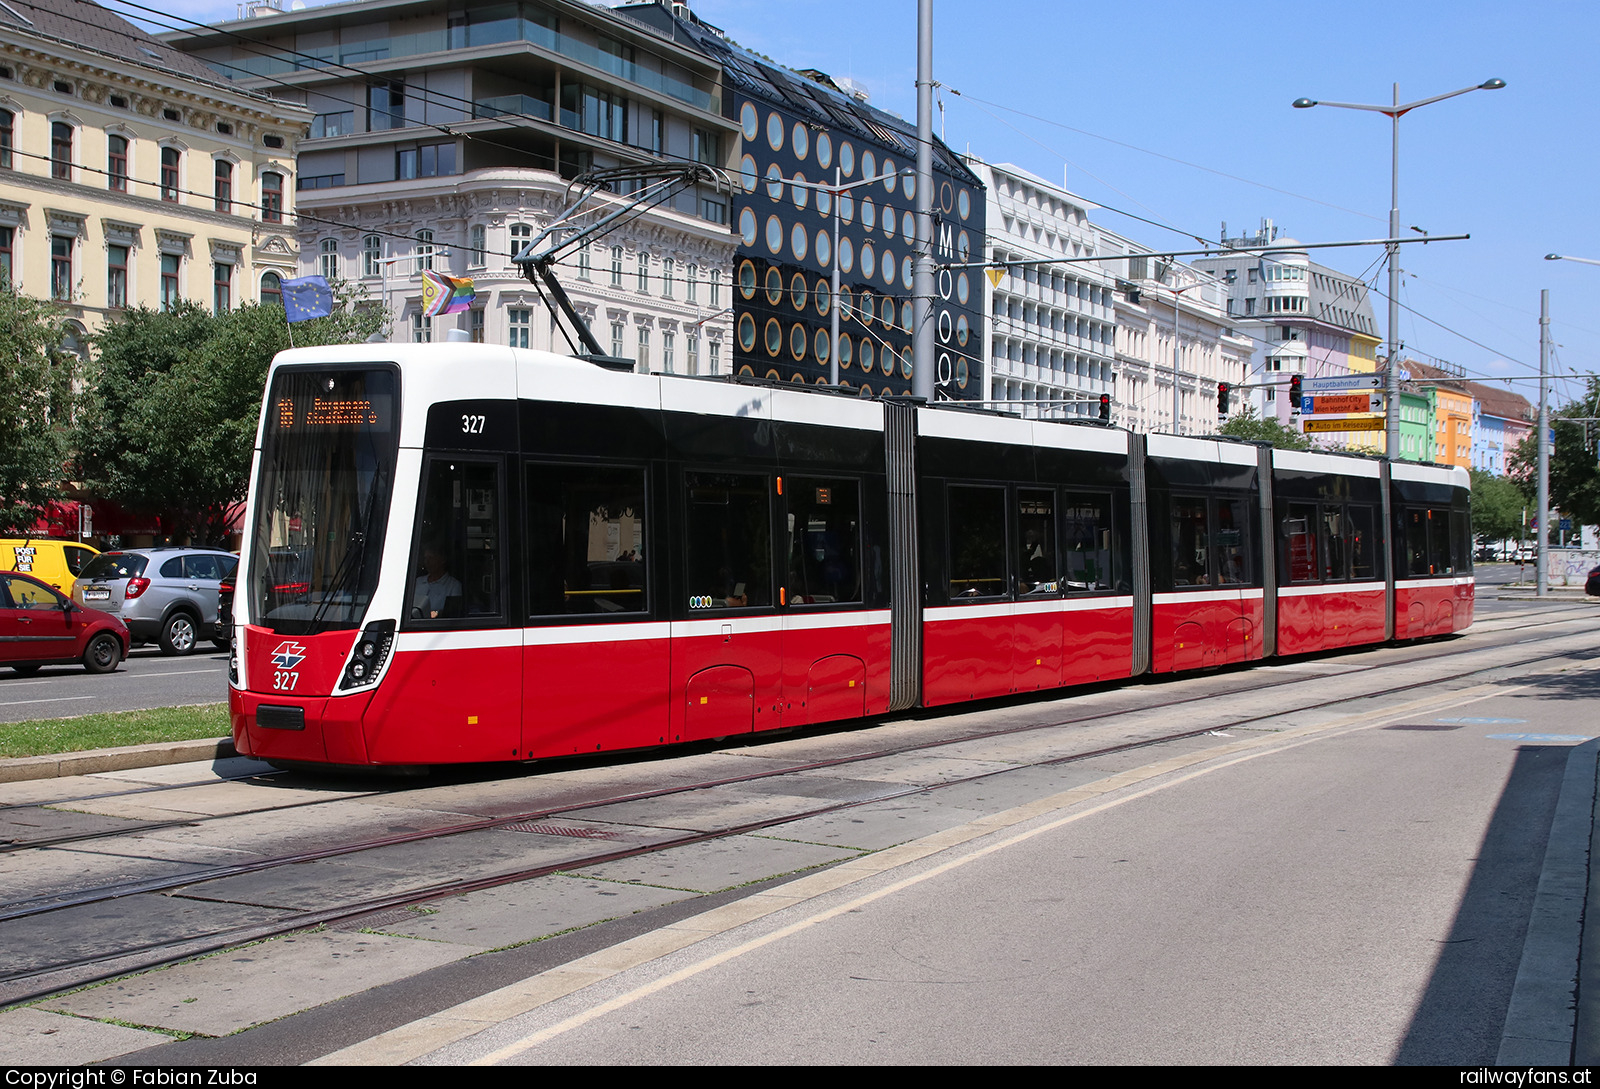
(140, 0, 1600, 408)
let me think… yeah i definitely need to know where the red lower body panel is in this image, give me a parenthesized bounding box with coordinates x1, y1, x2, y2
(922, 599, 1134, 706)
(1277, 585, 1386, 656)
(1395, 578, 1474, 640)
(1151, 591, 1265, 674)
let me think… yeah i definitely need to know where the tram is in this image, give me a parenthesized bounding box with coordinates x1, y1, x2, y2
(230, 343, 1473, 767)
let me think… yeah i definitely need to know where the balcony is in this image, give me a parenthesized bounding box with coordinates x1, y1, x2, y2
(473, 94, 552, 122)
(210, 15, 717, 113)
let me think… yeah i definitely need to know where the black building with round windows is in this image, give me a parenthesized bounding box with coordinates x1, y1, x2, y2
(623, 3, 986, 399)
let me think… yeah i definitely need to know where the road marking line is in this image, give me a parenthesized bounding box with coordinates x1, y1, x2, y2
(312, 663, 1570, 1067)
(0, 696, 95, 707)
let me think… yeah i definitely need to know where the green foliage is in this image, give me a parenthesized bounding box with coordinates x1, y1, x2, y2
(1469, 468, 1525, 545)
(81, 286, 385, 543)
(1217, 406, 1312, 451)
(0, 288, 80, 533)
(1507, 379, 1600, 533)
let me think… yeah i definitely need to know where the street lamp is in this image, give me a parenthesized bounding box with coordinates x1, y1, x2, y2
(786, 167, 912, 386)
(1546, 253, 1600, 268)
(1293, 78, 1505, 459)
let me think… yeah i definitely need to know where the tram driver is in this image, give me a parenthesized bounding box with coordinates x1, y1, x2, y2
(414, 546, 464, 619)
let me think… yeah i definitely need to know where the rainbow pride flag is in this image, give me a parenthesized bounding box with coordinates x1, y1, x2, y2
(420, 269, 475, 317)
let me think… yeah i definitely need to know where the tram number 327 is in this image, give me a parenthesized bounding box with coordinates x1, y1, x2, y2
(461, 414, 486, 434)
(273, 671, 300, 691)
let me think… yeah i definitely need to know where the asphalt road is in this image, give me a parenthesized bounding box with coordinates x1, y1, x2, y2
(0, 643, 229, 723)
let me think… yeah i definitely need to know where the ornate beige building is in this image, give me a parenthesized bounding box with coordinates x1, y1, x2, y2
(0, 0, 309, 347)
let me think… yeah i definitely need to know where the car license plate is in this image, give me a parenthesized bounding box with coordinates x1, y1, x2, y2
(83, 587, 110, 601)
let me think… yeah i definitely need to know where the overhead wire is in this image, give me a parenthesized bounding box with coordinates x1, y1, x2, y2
(946, 88, 1386, 226)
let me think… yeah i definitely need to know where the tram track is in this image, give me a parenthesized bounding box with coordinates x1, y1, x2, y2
(3, 614, 1596, 1009)
(0, 604, 1583, 860)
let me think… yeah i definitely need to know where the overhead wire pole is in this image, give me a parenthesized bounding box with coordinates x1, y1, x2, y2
(1539, 288, 1550, 597)
(912, 0, 935, 402)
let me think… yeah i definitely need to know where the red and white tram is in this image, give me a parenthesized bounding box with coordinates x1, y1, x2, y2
(230, 344, 1473, 768)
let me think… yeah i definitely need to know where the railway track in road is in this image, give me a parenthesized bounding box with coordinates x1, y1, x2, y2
(3, 610, 1597, 1009)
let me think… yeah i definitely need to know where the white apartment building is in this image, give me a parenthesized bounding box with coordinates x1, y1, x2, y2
(1191, 220, 1380, 433)
(164, 0, 735, 369)
(1102, 230, 1251, 435)
(968, 158, 1116, 418)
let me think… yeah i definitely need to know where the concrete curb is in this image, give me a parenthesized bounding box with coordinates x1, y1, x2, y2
(0, 737, 237, 784)
(1497, 736, 1597, 1065)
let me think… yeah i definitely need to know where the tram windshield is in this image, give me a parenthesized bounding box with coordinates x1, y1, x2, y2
(250, 366, 398, 634)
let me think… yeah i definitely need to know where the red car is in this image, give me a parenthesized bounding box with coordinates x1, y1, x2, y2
(0, 570, 128, 674)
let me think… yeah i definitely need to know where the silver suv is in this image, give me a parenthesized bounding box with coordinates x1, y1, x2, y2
(71, 548, 238, 655)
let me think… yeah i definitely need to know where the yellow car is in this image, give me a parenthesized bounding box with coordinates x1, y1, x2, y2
(0, 538, 100, 596)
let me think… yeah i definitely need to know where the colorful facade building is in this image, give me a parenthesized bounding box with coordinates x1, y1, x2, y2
(1466, 380, 1534, 475)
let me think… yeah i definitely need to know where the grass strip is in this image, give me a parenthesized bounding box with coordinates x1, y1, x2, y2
(0, 703, 227, 759)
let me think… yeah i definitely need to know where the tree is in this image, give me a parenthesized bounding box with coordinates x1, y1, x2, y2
(1469, 468, 1524, 550)
(1507, 379, 1600, 534)
(0, 287, 80, 534)
(1217, 406, 1313, 451)
(80, 287, 385, 543)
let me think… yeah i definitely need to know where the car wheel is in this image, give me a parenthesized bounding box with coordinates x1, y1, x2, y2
(159, 612, 199, 656)
(10, 663, 40, 675)
(83, 633, 122, 674)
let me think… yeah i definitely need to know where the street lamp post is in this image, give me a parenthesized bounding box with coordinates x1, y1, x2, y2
(1293, 78, 1505, 460)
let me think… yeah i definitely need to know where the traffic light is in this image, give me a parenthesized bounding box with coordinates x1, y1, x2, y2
(1098, 393, 1111, 421)
(1217, 382, 1231, 417)
(1289, 374, 1302, 415)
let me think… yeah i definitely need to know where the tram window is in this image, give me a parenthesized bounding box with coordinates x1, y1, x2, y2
(1215, 498, 1250, 586)
(1348, 506, 1375, 579)
(1170, 496, 1209, 586)
(1405, 508, 1430, 576)
(1321, 506, 1347, 581)
(412, 459, 502, 621)
(525, 464, 647, 617)
(784, 477, 861, 605)
(947, 485, 1007, 599)
(1283, 503, 1318, 583)
(1017, 489, 1056, 594)
(1431, 507, 1454, 575)
(1452, 510, 1471, 573)
(684, 471, 772, 609)
(1060, 492, 1112, 592)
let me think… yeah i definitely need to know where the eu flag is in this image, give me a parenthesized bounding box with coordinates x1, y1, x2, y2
(281, 275, 335, 323)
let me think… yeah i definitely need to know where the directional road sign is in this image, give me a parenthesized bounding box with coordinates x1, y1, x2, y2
(1303, 417, 1385, 433)
(1302, 375, 1382, 393)
(1302, 393, 1384, 416)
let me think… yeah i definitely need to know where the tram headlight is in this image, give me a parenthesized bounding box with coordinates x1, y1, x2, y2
(339, 619, 394, 691)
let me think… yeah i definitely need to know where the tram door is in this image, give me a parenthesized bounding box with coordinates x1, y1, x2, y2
(675, 470, 784, 742)
(522, 461, 669, 757)
(780, 475, 871, 727)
